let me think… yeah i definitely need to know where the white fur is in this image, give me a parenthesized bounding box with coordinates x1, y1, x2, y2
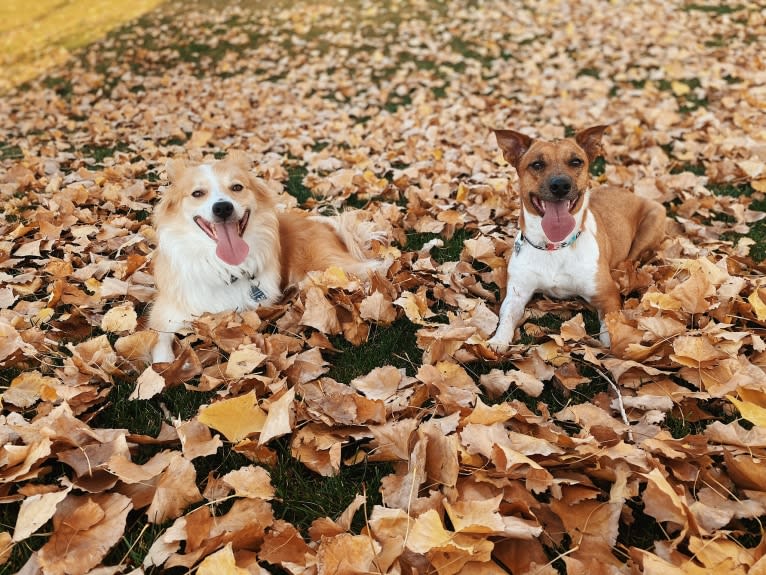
(488, 190, 607, 352)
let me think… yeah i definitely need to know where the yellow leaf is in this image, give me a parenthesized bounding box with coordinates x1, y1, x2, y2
(0, 531, 10, 566)
(642, 291, 682, 311)
(198, 391, 267, 442)
(728, 389, 766, 428)
(85, 277, 101, 294)
(394, 291, 435, 325)
(752, 179, 766, 193)
(405, 509, 454, 553)
(34, 307, 54, 324)
(749, 289, 766, 321)
(101, 302, 137, 333)
(197, 543, 249, 575)
(671, 80, 690, 96)
(455, 182, 468, 202)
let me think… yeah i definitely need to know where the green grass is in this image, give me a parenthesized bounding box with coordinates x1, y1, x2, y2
(327, 318, 420, 382)
(0, 142, 23, 161)
(269, 439, 392, 533)
(710, 183, 766, 261)
(79, 142, 132, 166)
(401, 227, 475, 264)
(682, 3, 743, 14)
(285, 164, 312, 205)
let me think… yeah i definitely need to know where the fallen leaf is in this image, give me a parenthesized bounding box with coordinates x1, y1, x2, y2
(198, 391, 267, 442)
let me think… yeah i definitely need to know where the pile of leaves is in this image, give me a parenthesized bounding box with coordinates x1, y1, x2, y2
(2, 0, 766, 573)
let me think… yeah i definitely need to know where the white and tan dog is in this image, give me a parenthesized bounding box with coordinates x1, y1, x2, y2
(149, 152, 384, 363)
(487, 126, 666, 352)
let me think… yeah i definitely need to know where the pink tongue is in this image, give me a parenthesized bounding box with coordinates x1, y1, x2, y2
(214, 221, 249, 266)
(541, 201, 576, 243)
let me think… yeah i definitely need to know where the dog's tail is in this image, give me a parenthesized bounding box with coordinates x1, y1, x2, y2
(311, 211, 391, 275)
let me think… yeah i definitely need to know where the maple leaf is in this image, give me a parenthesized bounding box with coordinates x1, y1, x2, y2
(198, 391, 267, 443)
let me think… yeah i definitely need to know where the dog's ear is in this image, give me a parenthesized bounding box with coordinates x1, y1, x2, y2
(494, 129, 533, 168)
(574, 125, 609, 163)
(165, 158, 186, 183)
(226, 150, 253, 170)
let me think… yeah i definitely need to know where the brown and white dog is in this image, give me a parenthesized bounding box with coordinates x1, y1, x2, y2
(149, 152, 385, 363)
(487, 126, 666, 352)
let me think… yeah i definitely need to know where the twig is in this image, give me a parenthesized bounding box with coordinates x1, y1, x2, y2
(593, 366, 634, 443)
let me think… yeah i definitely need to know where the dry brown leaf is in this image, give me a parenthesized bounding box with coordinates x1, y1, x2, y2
(13, 487, 71, 542)
(259, 387, 295, 445)
(37, 493, 132, 575)
(176, 418, 223, 460)
(222, 465, 275, 500)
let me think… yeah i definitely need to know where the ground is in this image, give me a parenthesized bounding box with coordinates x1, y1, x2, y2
(1, 1, 766, 574)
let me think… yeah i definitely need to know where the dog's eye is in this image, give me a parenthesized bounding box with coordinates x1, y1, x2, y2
(569, 158, 584, 168)
(230, 183, 244, 192)
(529, 160, 546, 171)
(192, 189, 205, 198)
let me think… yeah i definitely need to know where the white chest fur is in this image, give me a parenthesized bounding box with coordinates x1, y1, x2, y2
(509, 210, 600, 302)
(487, 205, 602, 352)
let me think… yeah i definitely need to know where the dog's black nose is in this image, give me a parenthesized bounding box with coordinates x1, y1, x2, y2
(212, 201, 234, 220)
(549, 176, 572, 198)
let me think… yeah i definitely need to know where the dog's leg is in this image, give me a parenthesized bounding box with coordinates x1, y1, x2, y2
(590, 281, 622, 348)
(152, 332, 176, 364)
(149, 300, 188, 364)
(627, 203, 665, 261)
(488, 281, 535, 353)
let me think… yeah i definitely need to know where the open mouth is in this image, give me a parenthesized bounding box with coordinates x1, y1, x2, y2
(193, 209, 251, 240)
(530, 194, 580, 243)
(193, 209, 251, 266)
(529, 194, 579, 216)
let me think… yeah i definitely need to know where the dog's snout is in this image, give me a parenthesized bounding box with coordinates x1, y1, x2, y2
(212, 201, 234, 220)
(548, 176, 572, 198)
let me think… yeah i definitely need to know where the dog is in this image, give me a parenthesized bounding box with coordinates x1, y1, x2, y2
(149, 152, 384, 364)
(486, 126, 666, 352)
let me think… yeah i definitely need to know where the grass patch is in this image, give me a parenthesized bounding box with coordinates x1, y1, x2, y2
(91, 378, 218, 439)
(327, 318, 420, 382)
(590, 156, 606, 177)
(79, 142, 131, 166)
(577, 67, 601, 79)
(270, 439, 393, 533)
(0, 142, 24, 161)
(402, 227, 475, 264)
(710, 182, 766, 261)
(285, 164, 312, 205)
(682, 3, 743, 14)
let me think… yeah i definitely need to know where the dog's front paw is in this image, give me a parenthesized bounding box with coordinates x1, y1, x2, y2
(151, 345, 175, 365)
(487, 336, 511, 354)
(598, 324, 611, 348)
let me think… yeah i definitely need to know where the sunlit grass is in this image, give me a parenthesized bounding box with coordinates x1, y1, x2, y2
(0, 0, 165, 92)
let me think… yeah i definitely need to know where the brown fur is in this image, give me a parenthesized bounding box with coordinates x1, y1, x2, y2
(277, 212, 373, 287)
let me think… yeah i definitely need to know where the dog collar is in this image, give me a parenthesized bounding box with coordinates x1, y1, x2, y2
(229, 274, 268, 303)
(250, 284, 267, 302)
(515, 229, 582, 254)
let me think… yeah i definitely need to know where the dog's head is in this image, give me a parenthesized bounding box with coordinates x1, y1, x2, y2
(494, 126, 607, 242)
(155, 152, 275, 266)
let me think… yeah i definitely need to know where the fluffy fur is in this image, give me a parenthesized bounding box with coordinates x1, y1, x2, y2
(149, 152, 384, 363)
(487, 126, 666, 352)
